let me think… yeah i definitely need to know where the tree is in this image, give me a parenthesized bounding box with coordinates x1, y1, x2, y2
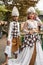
(1, 0, 39, 21)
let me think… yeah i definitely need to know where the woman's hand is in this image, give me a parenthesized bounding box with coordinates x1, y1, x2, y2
(29, 29, 38, 34)
(29, 30, 34, 34)
(33, 29, 38, 33)
(7, 40, 10, 46)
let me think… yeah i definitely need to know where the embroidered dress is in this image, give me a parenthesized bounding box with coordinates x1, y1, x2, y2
(5, 21, 20, 57)
(23, 20, 43, 65)
(11, 22, 19, 38)
(24, 20, 40, 47)
(11, 22, 20, 53)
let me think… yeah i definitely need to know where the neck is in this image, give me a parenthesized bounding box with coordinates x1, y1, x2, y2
(13, 20, 18, 22)
(28, 18, 34, 20)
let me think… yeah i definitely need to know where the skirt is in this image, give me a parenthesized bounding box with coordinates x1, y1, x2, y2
(24, 33, 40, 47)
(12, 37, 21, 53)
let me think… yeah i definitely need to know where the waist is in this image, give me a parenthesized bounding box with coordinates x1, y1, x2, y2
(13, 36, 19, 38)
(26, 33, 38, 35)
(28, 28, 37, 30)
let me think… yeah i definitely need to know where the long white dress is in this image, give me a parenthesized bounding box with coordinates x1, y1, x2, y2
(8, 20, 43, 65)
(35, 40, 43, 65)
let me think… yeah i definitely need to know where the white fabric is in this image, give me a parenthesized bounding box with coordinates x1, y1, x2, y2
(8, 46, 34, 65)
(8, 21, 20, 41)
(8, 59, 21, 65)
(5, 45, 11, 57)
(27, 20, 38, 29)
(23, 19, 43, 65)
(12, 6, 19, 16)
(5, 21, 20, 57)
(36, 17, 42, 24)
(8, 41, 43, 65)
(27, 7, 36, 13)
(35, 41, 43, 65)
(21, 46, 34, 65)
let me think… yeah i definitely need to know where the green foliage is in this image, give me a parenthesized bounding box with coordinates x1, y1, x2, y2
(0, 5, 7, 12)
(0, 5, 11, 21)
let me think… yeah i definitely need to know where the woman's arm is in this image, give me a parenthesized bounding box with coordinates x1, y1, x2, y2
(23, 22, 30, 33)
(33, 28, 39, 33)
